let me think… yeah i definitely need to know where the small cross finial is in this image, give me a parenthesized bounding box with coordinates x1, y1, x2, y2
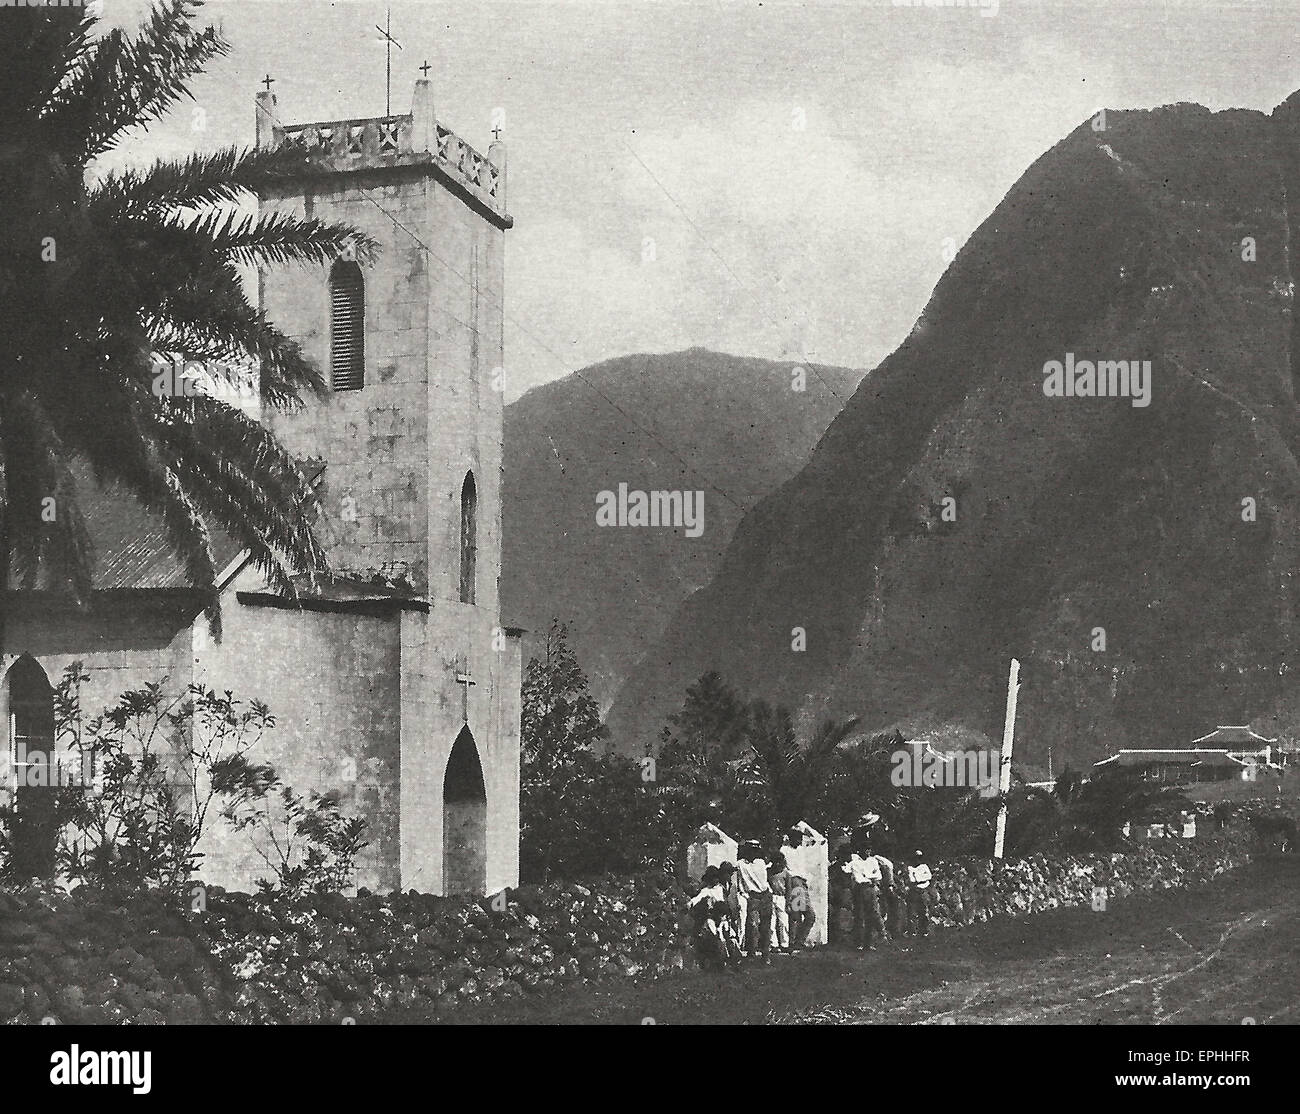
(420, 60, 432, 78)
(491, 124, 503, 141)
(261, 73, 275, 92)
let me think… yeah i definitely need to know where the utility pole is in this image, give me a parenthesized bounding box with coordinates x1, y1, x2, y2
(993, 657, 1020, 859)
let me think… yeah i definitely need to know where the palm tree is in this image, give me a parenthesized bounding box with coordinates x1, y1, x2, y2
(742, 703, 861, 837)
(0, 1, 377, 654)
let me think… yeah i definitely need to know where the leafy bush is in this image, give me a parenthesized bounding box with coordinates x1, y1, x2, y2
(0, 663, 366, 897)
(52, 668, 275, 888)
(220, 774, 369, 896)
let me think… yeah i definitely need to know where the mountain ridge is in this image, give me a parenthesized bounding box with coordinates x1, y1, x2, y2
(501, 349, 864, 708)
(607, 97, 1300, 764)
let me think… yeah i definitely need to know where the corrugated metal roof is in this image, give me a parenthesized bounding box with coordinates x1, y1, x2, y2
(9, 458, 326, 592)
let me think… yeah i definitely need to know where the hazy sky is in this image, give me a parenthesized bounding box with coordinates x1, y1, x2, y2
(101, 0, 1300, 398)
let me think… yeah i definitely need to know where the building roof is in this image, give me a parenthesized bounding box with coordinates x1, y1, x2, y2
(900, 739, 954, 762)
(7, 458, 325, 593)
(1093, 749, 1248, 769)
(1189, 725, 1277, 746)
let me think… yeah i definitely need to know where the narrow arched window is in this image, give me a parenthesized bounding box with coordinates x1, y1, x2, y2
(330, 259, 365, 391)
(5, 656, 59, 878)
(459, 472, 477, 604)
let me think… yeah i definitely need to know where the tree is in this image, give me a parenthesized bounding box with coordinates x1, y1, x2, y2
(656, 671, 752, 826)
(658, 670, 749, 766)
(220, 774, 369, 896)
(518, 621, 684, 882)
(37, 664, 278, 888)
(657, 675, 862, 842)
(521, 619, 607, 777)
(1004, 765, 1192, 855)
(743, 705, 860, 838)
(0, 1, 378, 659)
(520, 751, 683, 883)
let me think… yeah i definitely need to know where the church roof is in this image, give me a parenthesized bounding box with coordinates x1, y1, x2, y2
(86, 483, 243, 591)
(7, 458, 325, 593)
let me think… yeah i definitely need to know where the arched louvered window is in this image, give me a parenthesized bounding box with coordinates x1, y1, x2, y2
(460, 472, 477, 604)
(330, 259, 365, 391)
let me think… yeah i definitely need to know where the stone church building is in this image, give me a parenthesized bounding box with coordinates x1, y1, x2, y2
(0, 80, 523, 896)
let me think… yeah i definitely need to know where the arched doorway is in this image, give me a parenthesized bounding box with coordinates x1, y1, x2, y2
(5, 656, 59, 878)
(442, 726, 487, 894)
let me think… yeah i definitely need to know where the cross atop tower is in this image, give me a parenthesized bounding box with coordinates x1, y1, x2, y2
(491, 124, 503, 141)
(261, 73, 275, 92)
(419, 60, 432, 78)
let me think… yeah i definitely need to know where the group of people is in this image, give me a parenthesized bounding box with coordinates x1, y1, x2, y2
(686, 838, 939, 970)
(837, 846, 932, 950)
(686, 840, 815, 970)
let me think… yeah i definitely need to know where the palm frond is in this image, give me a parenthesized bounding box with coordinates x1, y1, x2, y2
(0, 9, 97, 128)
(91, 144, 322, 219)
(44, 0, 228, 163)
(4, 0, 370, 625)
(152, 398, 328, 591)
(157, 208, 378, 269)
(31, 352, 222, 628)
(1, 393, 95, 598)
(145, 261, 326, 405)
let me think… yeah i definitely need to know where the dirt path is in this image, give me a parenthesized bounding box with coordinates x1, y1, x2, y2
(436, 855, 1300, 1025)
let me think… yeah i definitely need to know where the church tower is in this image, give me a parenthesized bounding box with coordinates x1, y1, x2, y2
(250, 79, 521, 895)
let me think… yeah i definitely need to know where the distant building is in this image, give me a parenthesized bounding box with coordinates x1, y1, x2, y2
(1188, 725, 1276, 767)
(1092, 725, 1279, 785)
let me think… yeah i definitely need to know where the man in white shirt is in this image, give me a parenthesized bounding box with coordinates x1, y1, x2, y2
(906, 849, 933, 938)
(736, 841, 774, 965)
(839, 849, 886, 950)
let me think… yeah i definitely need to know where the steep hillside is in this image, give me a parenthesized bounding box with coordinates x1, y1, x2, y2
(501, 350, 862, 707)
(609, 98, 1300, 764)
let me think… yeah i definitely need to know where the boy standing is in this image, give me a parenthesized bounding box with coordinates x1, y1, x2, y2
(875, 851, 898, 941)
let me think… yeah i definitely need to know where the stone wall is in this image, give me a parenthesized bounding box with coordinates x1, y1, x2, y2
(828, 829, 1254, 942)
(0, 831, 1254, 1024)
(0, 874, 689, 1024)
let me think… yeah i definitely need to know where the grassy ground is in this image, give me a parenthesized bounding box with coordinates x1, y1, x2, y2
(433, 854, 1300, 1024)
